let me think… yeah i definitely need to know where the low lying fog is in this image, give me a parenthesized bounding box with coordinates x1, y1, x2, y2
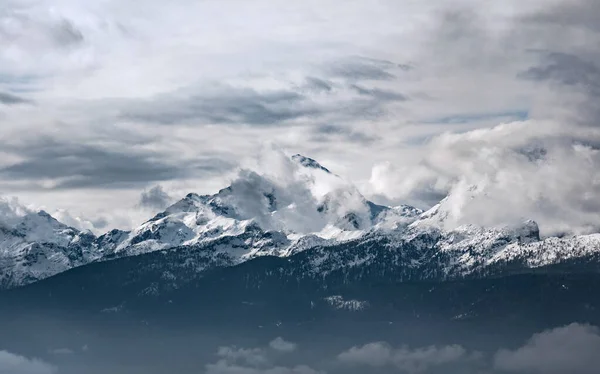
(1, 316, 598, 374)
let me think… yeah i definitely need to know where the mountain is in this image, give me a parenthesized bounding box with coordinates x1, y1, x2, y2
(1, 153, 600, 292)
(3, 231, 600, 337)
(2, 154, 600, 374)
(0, 154, 420, 289)
(0, 210, 100, 289)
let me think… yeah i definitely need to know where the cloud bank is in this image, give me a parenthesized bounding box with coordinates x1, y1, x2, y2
(336, 323, 600, 374)
(0, 0, 598, 235)
(0, 351, 55, 374)
(205, 338, 320, 374)
(495, 323, 600, 374)
(365, 0, 600, 236)
(338, 341, 479, 373)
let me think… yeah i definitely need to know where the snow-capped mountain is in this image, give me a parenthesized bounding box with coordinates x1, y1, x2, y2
(0, 210, 100, 289)
(1, 154, 600, 290)
(91, 153, 425, 260)
(0, 154, 416, 288)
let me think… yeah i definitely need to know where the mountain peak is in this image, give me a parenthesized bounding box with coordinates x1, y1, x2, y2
(515, 219, 540, 243)
(291, 154, 332, 174)
(37, 210, 53, 219)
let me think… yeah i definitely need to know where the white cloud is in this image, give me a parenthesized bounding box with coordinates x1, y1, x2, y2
(0, 194, 111, 234)
(0, 196, 31, 227)
(361, 0, 600, 236)
(338, 342, 393, 367)
(337, 341, 479, 373)
(203, 144, 375, 234)
(269, 338, 297, 353)
(0, 350, 56, 374)
(49, 208, 104, 233)
(0, 0, 598, 235)
(494, 323, 600, 374)
(216, 346, 269, 367)
(368, 119, 600, 236)
(206, 339, 320, 374)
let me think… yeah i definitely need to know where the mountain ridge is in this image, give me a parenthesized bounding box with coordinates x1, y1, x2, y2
(0, 154, 599, 290)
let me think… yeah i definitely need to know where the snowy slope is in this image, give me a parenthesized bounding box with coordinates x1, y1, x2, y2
(0, 211, 100, 288)
(0, 154, 416, 288)
(2, 154, 600, 289)
(99, 154, 417, 260)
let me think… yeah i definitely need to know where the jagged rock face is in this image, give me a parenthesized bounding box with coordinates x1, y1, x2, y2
(1, 154, 600, 290)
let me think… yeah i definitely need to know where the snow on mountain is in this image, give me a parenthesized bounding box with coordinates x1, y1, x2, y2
(102, 154, 411, 260)
(1, 154, 600, 290)
(488, 232, 600, 268)
(0, 209, 100, 289)
(0, 154, 411, 288)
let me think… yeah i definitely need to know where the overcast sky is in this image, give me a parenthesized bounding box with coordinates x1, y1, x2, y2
(1, 0, 599, 234)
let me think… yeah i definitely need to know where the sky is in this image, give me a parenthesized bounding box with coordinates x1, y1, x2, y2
(0, 0, 599, 235)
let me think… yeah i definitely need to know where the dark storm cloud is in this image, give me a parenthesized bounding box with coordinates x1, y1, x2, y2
(520, 52, 600, 96)
(519, 51, 600, 125)
(524, 0, 600, 32)
(0, 91, 31, 105)
(121, 72, 409, 128)
(122, 86, 319, 126)
(437, 9, 483, 42)
(51, 19, 84, 46)
(514, 0, 600, 127)
(329, 63, 394, 81)
(139, 185, 172, 210)
(327, 57, 403, 81)
(349, 84, 408, 101)
(313, 124, 378, 145)
(0, 138, 234, 189)
(423, 110, 529, 125)
(0, 74, 37, 85)
(0, 12, 84, 48)
(91, 217, 109, 229)
(303, 77, 333, 93)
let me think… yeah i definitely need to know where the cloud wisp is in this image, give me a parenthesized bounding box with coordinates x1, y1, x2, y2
(138, 185, 174, 211)
(0, 92, 32, 105)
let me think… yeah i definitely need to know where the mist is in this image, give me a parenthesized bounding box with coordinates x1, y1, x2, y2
(1, 308, 598, 374)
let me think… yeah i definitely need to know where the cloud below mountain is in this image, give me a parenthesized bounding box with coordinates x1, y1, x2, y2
(494, 323, 600, 374)
(0, 351, 55, 374)
(338, 341, 480, 373)
(205, 338, 320, 374)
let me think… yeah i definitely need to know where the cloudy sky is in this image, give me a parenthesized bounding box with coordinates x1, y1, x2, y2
(1, 0, 599, 234)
